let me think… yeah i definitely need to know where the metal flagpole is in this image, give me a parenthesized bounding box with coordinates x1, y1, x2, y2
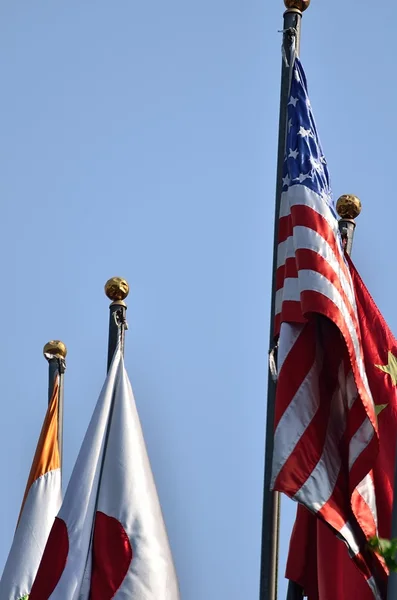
(260, 2, 310, 600)
(105, 277, 130, 371)
(43, 340, 67, 474)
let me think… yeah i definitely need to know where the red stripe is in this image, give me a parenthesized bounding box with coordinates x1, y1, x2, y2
(278, 214, 292, 244)
(274, 321, 315, 428)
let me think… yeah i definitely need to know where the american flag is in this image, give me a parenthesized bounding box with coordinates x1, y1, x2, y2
(271, 57, 385, 598)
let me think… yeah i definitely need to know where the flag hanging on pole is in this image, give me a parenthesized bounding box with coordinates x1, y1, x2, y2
(30, 343, 180, 600)
(0, 377, 62, 600)
(271, 55, 388, 598)
(286, 257, 397, 599)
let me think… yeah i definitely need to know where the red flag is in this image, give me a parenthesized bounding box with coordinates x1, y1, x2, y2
(286, 257, 397, 599)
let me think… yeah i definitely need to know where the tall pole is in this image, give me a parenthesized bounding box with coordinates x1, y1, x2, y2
(105, 277, 130, 371)
(260, 2, 309, 600)
(43, 340, 67, 474)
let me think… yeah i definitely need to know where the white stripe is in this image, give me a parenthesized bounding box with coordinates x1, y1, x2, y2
(346, 370, 358, 409)
(339, 522, 360, 555)
(294, 363, 346, 510)
(349, 418, 375, 470)
(271, 353, 321, 488)
(277, 322, 304, 374)
(0, 469, 62, 599)
(367, 576, 382, 600)
(275, 278, 299, 315)
(277, 236, 295, 269)
(355, 473, 378, 533)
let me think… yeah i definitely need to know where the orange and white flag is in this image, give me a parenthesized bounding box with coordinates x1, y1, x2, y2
(0, 377, 62, 600)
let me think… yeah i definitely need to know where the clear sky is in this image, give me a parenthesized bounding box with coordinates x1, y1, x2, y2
(0, 1, 395, 599)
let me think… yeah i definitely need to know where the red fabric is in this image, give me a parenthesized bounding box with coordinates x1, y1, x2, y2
(90, 511, 133, 600)
(29, 517, 69, 600)
(286, 258, 397, 599)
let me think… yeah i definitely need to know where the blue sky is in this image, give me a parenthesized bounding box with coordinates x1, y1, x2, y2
(0, 1, 395, 598)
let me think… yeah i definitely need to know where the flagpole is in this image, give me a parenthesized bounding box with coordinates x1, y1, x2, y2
(43, 340, 67, 473)
(105, 277, 130, 371)
(260, 2, 310, 600)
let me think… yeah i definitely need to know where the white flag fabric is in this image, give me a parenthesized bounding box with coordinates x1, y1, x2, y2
(0, 378, 62, 600)
(30, 345, 179, 600)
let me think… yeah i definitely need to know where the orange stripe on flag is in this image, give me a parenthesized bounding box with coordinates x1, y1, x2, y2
(18, 378, 60, 520)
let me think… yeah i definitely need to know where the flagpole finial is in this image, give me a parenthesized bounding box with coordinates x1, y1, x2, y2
(105, 277, 130, 304)
(336, 194, 362, 220)
(284, 0, 310, 12)
(43, 340, 67, 360)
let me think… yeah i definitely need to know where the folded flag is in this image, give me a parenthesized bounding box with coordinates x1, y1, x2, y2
(30, 344, 179, 600)
(286, 258, 397, 599)
(0, 377, 62, 600)
(272, 54, 387, 598)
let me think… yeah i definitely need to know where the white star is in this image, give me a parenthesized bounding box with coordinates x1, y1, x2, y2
(298, 126, 311, 138)
(288, 148, 299, 159)
(310, 156, 323, 172)
(288, 96, 298, 107)
(294, 69, 301, 82)
(282, 175, 291, 187)
(288, 118, 293, 132)
(298, 172, 312, 183)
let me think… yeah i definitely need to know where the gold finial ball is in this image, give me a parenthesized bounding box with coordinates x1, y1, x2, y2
(43, 340, 67, 359)
(336, 194, 362, 220)
(284, 0, 310, 11)
(105, 277, 130, 302)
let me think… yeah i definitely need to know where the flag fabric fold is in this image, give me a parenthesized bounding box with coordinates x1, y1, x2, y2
(0, 377, 62, 600)
(30, 344, 179, 600)
(286, 258, 397, 599)
(271, 55, 389, 598)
